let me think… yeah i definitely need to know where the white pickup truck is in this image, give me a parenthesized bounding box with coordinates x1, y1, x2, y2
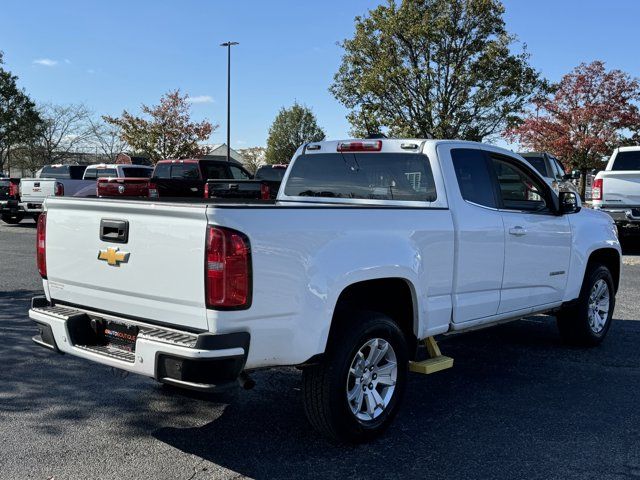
(20, 163, 153, 218)
(30, 139, 621, 442)
(592, 146, 640, 231)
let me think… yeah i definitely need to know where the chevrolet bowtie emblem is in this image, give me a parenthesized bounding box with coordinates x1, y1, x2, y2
(97, 247, 130, 266)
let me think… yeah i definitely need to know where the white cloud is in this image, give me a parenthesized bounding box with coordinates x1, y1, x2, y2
(33, 58, 58, 67)
(64, 58, 71, 64)
(187, 95, 214, 104)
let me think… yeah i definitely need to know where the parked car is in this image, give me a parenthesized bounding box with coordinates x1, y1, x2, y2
(519, 152, 580, 195)
(148, 158, 253, 198)
(591, 146, 640, 231)
(30, 138, 620, 443)
(20, 164, 153, 215)
(0, 178, 23, 224)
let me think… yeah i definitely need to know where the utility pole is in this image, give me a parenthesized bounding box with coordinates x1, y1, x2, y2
(220, 41, 239, 162)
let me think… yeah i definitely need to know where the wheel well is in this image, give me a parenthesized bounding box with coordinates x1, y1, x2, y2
(328, 278, 418, 357)
(588, 248, 621, 292)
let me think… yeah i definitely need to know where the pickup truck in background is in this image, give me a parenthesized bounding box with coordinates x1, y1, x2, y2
(21, 164, 153, 215)
(0, 178, 23, 224)
(29, 139, 621, 443)
(520, 152, 580, 195)
(148, 158, 253, 198)
(592, 146, 640, 232)
(97, 159, 254, 199)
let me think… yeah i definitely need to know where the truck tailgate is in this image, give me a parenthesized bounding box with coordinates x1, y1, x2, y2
(44, 198, 210, 331)
(21, 179, 55, 204)
(601, 171, 640, 205)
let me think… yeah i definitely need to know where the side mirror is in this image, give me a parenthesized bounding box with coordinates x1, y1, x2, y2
(559, 191, 581, 214)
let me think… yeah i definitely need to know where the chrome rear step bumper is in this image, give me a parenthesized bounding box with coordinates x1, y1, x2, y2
(29, 297, 250, 392)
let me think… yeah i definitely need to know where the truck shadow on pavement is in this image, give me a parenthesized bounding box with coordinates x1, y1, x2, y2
(154, 317, 640, 480)
(3, 289, 640, 479)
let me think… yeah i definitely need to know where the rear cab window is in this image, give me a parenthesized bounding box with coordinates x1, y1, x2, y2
(284, 152, 437, 202)
(122, 167, 153, 178)
(611, 150, 640, 170)
(256, 166, 286, 181)
(84, 168, 118, 179)
(153, 162, 201, 179)
(40, 165, 87, 180)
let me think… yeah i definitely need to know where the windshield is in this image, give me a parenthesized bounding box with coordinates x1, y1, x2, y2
(284, 153, 436, 202)
(612, 151, 640, 171)
(122, 167, 153, 178)
(522, 156, 548, 177)
(256, 166, 286, 181)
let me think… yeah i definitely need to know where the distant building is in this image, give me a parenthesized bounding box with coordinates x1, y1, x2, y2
(201, 143, 246, 165)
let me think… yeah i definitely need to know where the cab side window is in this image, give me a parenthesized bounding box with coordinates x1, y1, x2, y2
(451, 148, 497, 208)
(490, 156, 549, 212)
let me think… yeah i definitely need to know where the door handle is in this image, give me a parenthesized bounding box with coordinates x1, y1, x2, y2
(509, 226, 527, 236)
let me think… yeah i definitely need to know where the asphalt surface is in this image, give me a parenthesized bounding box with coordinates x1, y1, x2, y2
(1, 219, 640, 480)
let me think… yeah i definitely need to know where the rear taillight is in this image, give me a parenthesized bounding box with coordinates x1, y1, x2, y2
(148, 182, 159, 199)
(54, 182, 64, 196)
(592, 178, 603, 201)
(206, 226, 251, 309)
(9, 182, 19, 198)
(37, 212, 47, 278)
(260, 183, 270, 200)
(337, 140, 382, 152)
(204, 182, 209, 198)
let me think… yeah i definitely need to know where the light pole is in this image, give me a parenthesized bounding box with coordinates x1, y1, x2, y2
(220, 41, 239, 162)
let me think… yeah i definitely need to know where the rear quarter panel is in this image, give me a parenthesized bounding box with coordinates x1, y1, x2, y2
(206, 206, 454, 368)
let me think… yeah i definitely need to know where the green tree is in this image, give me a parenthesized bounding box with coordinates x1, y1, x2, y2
(265, 103, 325, 164)
(0, 52, 43, 174)
(330, 0, 546, 140)
(104, 90, 215, 163)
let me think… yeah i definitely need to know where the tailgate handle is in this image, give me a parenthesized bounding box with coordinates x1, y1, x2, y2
(100, 219, 129, 244)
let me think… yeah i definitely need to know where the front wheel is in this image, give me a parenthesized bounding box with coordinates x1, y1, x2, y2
(302, 311, 408, 443)
(557, 264, 615, 346)
(1, 212, 24, 224)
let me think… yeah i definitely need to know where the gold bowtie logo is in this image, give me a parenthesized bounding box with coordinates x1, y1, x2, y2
(97, 247, 129, 266)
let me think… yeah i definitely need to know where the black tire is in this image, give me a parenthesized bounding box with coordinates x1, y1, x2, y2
(1, 212, 24, 224)
(557, 264, 615, 347)
(302, 310, 408, 443)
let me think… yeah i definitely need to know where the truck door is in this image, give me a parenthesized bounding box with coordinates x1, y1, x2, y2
(443, 146, 505, 323)
(487, 152, 571, 313)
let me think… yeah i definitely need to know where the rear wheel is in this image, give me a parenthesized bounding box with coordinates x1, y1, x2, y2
(302, 311, 408, 443)
(1, 212, 24, 224)
(557, 264, 615, 346)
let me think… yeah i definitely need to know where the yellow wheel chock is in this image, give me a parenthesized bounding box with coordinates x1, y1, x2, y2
(409, 336, 454, 374)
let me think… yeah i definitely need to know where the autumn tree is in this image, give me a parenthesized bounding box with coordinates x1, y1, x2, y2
(104, 90, 216, 162)
(265, 103, 325, 164)
(0, 51, 43, 174)
(331, 0, 546, 140)
(507, 61, 640, 198)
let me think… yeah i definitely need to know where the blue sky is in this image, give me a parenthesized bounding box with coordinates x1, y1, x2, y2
(2, 0, 640, 148)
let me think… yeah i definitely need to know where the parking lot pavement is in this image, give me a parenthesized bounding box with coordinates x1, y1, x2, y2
(1, 220, 639, 480)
